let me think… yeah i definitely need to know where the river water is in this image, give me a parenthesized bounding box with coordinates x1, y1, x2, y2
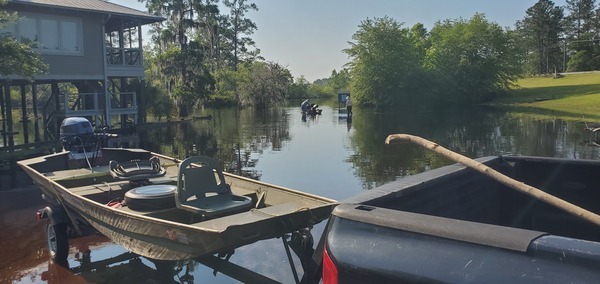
(2, 100, 600, 283)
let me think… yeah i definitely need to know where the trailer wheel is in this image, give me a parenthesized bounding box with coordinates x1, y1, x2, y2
(47, 223, 69, 263)
(292, 228, 314, 251)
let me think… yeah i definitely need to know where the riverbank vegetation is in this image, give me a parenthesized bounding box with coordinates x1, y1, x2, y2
(343, 0, 600, 111)
(135, 0, 600, 118)
(344, 14, 522, 108)
(138, 0, 348, 119)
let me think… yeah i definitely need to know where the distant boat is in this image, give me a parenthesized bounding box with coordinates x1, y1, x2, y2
(303, 108, 322, 116)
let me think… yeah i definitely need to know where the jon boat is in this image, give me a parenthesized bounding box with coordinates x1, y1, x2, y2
(18, 118, 337, 262)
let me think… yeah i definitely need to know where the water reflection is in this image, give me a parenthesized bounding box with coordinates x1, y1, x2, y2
(347, 117, 352, 132)
(9, 223, 313, 283)
(38, 235, 183, 284)
(16, 234, 210, 284)
(123, 104, 600, 197)
(38, 235, 261, 284)
(4, 103, 600, 194)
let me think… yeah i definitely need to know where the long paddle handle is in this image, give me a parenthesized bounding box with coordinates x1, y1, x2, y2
(385, 133, 600, 227)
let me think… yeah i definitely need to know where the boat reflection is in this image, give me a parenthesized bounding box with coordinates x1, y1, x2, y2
(9, 230, 308, 283)
(41, 235, 181, 283)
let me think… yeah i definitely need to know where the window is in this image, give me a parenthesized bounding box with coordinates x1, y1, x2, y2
(40, 19, 59, 50)
(6, 14, 83, 55)
(19, 17, 37, 43)
(61, 20, 79, 52)
(0, 26, 15, 38)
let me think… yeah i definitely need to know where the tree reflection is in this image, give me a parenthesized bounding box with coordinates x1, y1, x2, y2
(137, 108, 292, 181)
(132, 104, 600, 190)
(347, 104, 600, 190)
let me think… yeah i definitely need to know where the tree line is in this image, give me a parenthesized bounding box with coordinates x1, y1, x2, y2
(346, 0, 600, 108)
(2, 0, 600, 115)
(139, 0, 600, 113)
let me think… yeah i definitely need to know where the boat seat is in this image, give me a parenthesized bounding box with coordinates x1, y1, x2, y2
(176, 156, 253, 218)
(109, 156, 166, 181)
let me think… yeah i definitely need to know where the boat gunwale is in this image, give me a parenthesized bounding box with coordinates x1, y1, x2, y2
(18, 149, 338, 233)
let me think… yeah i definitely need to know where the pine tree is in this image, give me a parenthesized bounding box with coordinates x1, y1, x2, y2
(521, 0, 564, 74)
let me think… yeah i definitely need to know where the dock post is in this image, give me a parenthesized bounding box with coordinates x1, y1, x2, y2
(51, 82, 60, 138)
(21, 85, 29, 144)
(4, 83, 14, 148)
(0, 84, 5, 147)
(32, 84, 41, 142)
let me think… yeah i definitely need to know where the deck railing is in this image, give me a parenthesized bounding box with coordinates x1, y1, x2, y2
(66, 93, 100, 117)
(106, 47, 142, 66)
(109, 91, 137, 114)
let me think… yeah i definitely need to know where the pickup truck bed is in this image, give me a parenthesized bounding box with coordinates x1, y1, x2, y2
(321, 156, 600, 283)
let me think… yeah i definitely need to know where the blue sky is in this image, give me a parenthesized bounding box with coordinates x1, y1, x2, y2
(112, 0, 568, 82)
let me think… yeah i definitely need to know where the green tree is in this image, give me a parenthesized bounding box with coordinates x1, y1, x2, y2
(344, 17, 423, 107)
(564, 0, 598, 71)
(0, 0, 47, 78)
(223, 0, 259, 70)
(564, 0, 595, 40)
(309, 83, 330, 98)
(408, 23, 430, 65)
(141, 0, 214, 117)
(237, 61, 291, 108)
(212, 67, 239, 105)
(426, 14, 522, 102)
(287, 76, 332, 100)
(193, 0, 223, 72)
(287, 76, 311, 99)
(143, 50, 175, 120)
(567, 49, 599, 70)
(519, 0, 564, 74)
(325, 69, 350, 95)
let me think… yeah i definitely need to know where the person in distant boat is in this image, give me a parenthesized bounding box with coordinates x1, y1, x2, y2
(301, 99, 310, 112)
(345, 95, 353, 116)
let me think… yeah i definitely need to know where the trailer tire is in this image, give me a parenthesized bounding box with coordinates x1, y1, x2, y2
(47, 223, 69, 263)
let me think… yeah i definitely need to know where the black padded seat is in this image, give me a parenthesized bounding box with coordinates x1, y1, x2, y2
(109, 156, 166, 181)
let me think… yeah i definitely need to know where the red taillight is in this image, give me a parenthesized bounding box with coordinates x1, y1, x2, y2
(323, 245, 338, 284)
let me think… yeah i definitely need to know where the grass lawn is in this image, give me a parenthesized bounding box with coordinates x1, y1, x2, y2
(494, 72, 600, 121)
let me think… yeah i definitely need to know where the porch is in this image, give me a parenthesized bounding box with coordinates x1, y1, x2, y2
(0, 83, 138, 162)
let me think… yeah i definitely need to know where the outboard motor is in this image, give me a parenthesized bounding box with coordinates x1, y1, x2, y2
(60, 117, 98, 153)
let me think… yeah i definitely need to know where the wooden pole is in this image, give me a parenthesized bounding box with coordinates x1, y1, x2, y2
(385, 133, 600, 227)
(4, 84, 14, 148)
(32, 84, 40, 142)
(51, 81, 60, 138)
(20, 85, 28, 144)
(0, 84, 5, 147)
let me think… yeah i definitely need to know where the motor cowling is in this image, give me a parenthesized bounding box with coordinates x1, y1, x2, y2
(60, 117, 98, 153)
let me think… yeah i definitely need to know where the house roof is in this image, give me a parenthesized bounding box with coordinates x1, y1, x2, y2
(9, 0, 164, 25)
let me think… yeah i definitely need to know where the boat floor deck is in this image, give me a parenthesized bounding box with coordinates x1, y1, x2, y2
(53, 165, 318, 230)
(45, 165, 113, 181)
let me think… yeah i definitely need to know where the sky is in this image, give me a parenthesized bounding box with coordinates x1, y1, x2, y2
(111, 0, 568, 82)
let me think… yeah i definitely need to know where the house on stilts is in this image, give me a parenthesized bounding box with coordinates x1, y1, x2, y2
(0, 0, 163, 160)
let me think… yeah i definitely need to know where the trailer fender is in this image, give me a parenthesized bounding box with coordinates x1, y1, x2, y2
(37, 206, 70, 226)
